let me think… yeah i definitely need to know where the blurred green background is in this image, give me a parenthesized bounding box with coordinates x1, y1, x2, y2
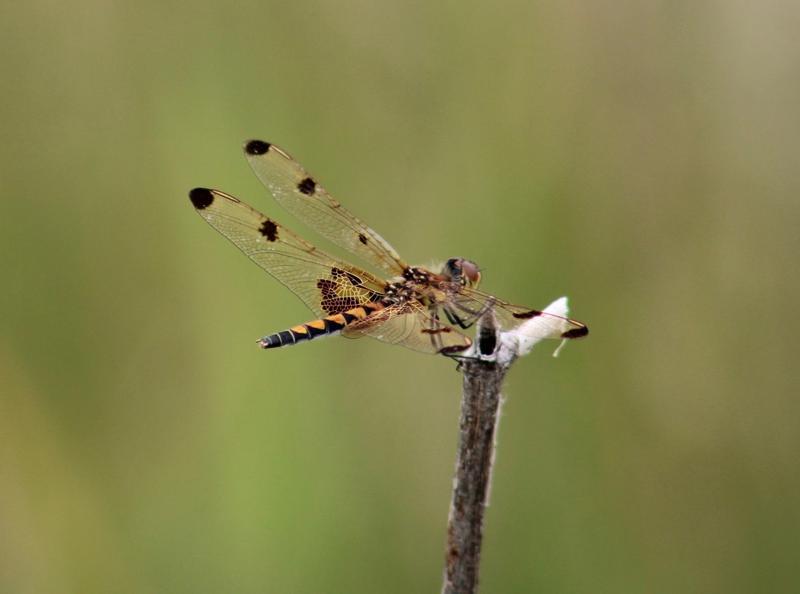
(2, 1, 798, 593)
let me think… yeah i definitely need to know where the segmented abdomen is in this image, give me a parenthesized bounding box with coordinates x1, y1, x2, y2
(259, 302, 383, 349)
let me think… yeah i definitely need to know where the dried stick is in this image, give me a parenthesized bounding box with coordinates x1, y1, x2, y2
(440, 296, 582, 593)
(441, 357, 508, 594)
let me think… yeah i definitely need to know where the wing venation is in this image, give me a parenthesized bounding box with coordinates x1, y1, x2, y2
(189, 187, 385, 317)
(244, 140, 409, 276)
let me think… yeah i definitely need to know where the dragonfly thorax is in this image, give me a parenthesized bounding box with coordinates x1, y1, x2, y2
(401, 266, 432, 283)
(383, 265, 459, 309)
(381, 279, 422, 306)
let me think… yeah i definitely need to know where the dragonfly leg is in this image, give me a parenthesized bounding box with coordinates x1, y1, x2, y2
(444, 305, 474, 329)
(451, 297, 496, 328)
(422, 307, 473, 356)
(425, 309, 445, 352)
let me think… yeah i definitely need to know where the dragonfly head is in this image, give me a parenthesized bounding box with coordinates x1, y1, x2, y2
(442, 258, 481, 288)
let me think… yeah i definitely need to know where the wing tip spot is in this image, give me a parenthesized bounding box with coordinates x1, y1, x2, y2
(189, 187, 214, 210)
(244, 139, 271, 155)
(562, 326, 589, 339)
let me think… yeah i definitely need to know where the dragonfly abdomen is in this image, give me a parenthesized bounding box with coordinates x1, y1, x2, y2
(258, 302, 383, 349)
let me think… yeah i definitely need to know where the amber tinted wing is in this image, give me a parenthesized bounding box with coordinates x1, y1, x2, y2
(188, 187, 386, 317)
(243, 140, 409, 277)
(454, 287, 589, 340)
(342, 301, 472, 354)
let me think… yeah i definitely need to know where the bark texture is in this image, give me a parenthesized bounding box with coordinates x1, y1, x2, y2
(441, 359, 508, 594)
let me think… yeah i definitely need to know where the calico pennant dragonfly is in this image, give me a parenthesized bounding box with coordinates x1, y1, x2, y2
(189, 140, 588, 355)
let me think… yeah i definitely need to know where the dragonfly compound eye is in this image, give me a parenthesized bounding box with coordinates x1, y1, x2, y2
(459, 260, 481, 287)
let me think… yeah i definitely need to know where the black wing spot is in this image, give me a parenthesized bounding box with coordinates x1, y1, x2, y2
(512, 310, 543, 319)
(358, 233, 368, 245)
(439, 343, 472, 355)
(562, 326, 589, 339)
(297, 177, 316, 195)
(189, 187, 215, 210)
(259, 219, 279, 242)
(244, 140, 271, 155)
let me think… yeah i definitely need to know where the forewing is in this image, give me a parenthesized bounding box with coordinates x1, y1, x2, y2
(342, 301, 472, 354)
(243, 140, 409, 276)
(189, 187, 385, 317)
(456, 287, 589, 340)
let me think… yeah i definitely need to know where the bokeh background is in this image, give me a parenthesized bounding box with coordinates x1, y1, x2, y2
(2, 1, 798, 593)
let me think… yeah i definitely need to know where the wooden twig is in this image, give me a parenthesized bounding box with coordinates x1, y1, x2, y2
(441, 357, 508, 594)
(440, 296, 584, 593)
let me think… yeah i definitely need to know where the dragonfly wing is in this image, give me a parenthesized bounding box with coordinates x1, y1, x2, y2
(342, 301, 472, 354)
(243, 140, 409, 277)
(189, 187, 386, 317)
(455, 287, 589, 340)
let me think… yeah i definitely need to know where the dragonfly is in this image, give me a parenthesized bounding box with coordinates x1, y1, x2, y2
(188, 140, 588, 356)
